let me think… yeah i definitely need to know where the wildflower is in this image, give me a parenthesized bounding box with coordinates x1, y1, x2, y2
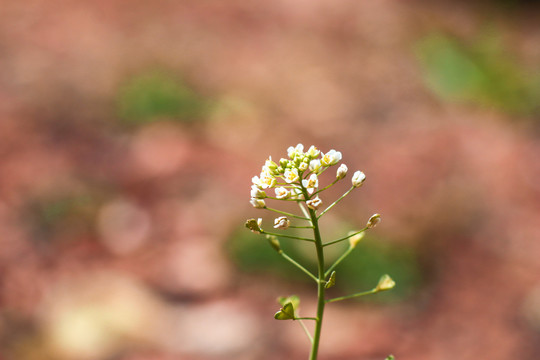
(309, 159, 322, 174)
(306, 197, 322, 210)
(366, 214, 381, 229)
(306, 145, 320, 158)
(273, 216, 290, 230)
(284, 168, 300, 183)
(287, 144, 304, 159)
(275, 187, 290, 199)
(375, 274, 395, 291)
(245, 218, 263, 233)
(336, 164, 348, 180)
(298, 161, 309, 172)
(321, 149, 342, 166)
(351, 170, 366, 188)
(259, 171, 277, 189)
(348, 231, 365, 248)
(250, 198, 266, 209)
(251, 185, 266, 199)
(253, 171, 276, 189)
(302, 173, 319, 194)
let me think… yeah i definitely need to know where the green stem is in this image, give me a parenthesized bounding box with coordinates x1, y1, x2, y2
(322, 227, 367, 247)
(261, 231, 314, 242)
(312, 179, 338, 196)
(297, 319, 314, 344)
(317, 186, 355, 218)
(326, 288, 377, 303)
(302, 186, 326, 360)
(298, 202, 310, 219)
(279, 252, 318, 282)
(266, 207, 309, 220)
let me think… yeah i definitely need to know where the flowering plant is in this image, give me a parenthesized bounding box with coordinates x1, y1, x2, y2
(246, 144, 395, 360)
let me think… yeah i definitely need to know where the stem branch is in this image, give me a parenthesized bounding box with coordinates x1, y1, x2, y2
(318, 186, 355, 218)
(279, 252, 318, 282)
(326, 288, 377, 303)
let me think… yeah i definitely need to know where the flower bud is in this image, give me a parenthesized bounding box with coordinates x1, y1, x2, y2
(245, 218, 263, 233)
(348, 231, 365, 248)
(351, 170, 366, 187)
(266, 234, 281, 252)
(251, 185, 266, 199)
(375, 274, 395, 291)
(366, 214, 381, 229)
(306, 197, 322, 210)
(250, 198, 266, 209)
(265, 157, 278, 172)
(279, 158, 289, 168)
(273, 216, 290, 230)
(298, 161, 309, 172)
(336, 164, 348, 180)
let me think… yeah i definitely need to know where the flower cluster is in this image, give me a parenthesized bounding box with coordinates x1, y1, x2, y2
(249, 144, 370, 229)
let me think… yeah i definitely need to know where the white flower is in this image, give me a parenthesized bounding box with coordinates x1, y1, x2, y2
(336, 164, 348, 180)
(298, 161, 309, 171)
(287, 144, 304, 158)
(351, 170, 366, 187)
(273, 216, 290, 230)
(250, 198, 266, 209)
(259, 171, 277, 189)
(284, 168, 299, 183)
(251, 185, 266, 199)
(306, 145, 320, 158)
(321, 149, 342, 166)
(366, 214, 381, 229)
(252, 175, 262, 188)
(306, 197, 322, 210)
(275, 187, 289, 199)
(309, 159, 322, 174)
(302, 173, 319, 195)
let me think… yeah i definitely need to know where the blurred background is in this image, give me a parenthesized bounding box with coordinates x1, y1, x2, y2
(0, 0, 539, 359)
